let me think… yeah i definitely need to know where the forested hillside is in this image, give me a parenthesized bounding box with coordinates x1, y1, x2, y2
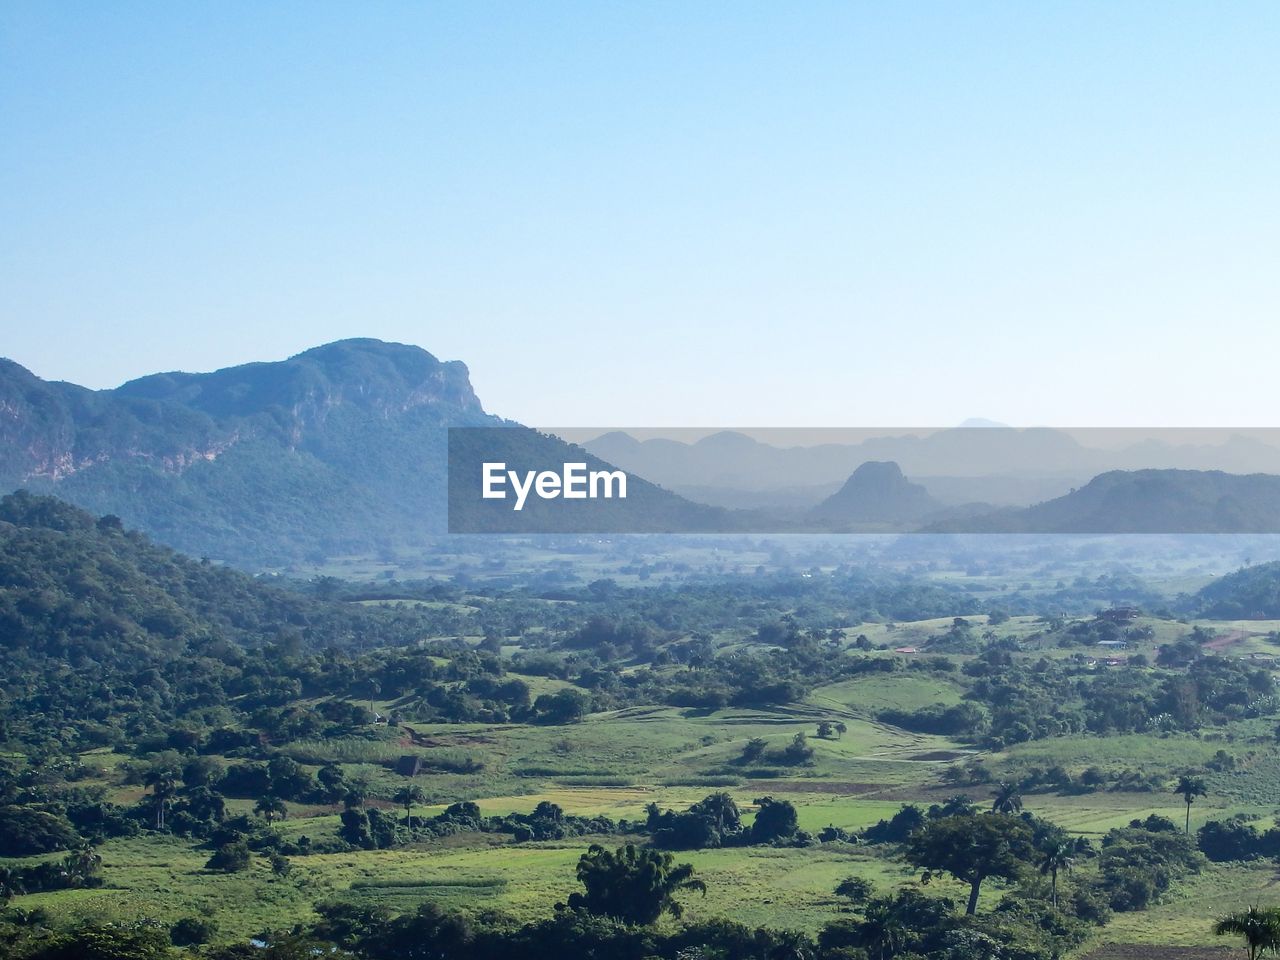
(1191, 560, 1280, 618)
(0, 492, 495, 754)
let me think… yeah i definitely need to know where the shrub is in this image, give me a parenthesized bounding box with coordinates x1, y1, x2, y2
(171, 916, 219, 946)
(206, 840, 252, 872)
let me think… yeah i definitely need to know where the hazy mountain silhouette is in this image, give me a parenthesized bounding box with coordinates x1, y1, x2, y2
(930, 469, 1280, 533)
(808, 461, 940, 526)
(583, 428, 1280, 512)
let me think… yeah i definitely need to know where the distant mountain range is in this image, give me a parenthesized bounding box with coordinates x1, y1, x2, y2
(583, 428, 1280, 509)
(5, 341, 1280, 564)
(930, 469, 1280, 534)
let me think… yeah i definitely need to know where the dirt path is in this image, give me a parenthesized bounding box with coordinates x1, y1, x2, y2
(1205, 629, 1252, 652)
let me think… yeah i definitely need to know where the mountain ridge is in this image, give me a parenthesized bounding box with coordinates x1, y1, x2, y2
(928, 469, 1280, 534)
(1, 339, 735, 563)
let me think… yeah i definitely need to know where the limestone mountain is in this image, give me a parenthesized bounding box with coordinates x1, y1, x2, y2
(807, 461, 941, 527)
(0, 339, 724, 565)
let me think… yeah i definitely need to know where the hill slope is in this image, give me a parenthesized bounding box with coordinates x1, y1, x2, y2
(0, 491, 467, 752)
(1191, 561, 1280, 618)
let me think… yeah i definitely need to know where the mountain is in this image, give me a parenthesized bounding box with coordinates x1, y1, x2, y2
(808, 461, 940, 527)
(933, 469, 1280, 534)
(581, 428, 1099, 495)
(582, 428, 1280, 511)
(0, 340, 725, 565)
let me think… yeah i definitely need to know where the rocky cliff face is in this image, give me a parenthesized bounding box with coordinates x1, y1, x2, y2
(0, 340, 497, 564)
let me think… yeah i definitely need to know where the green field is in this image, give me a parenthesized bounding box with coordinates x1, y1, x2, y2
(10, 606, 1280, 956)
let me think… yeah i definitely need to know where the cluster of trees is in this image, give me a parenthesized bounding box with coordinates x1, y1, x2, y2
(945, 759, 1170, 796)
(1198, 816, 1280, 862)
(0, 849, 101, 901)
(879, 643, 1274, 749)
(643, 793, 800, 849)
(863, 791, 1202, 920)
(328, 792, 806, 855)
(337, 799, 617, 850)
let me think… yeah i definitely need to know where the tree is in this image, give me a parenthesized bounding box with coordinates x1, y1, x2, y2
(534, 689, 590, 724)
(991, 781, 1023, 815)
(566, 843, 705, 925)
(782, 732, 814, 765)
(394, 784, 425, 829)
(689, 793, 740, 835)
(170, 916, 219, 947)
(751, 797, 799, 843)
(0, 806, 81, 856)
(1175, 774, 1208, 834)
(906, 812, 1036, 915)
(1038, 838, 1075, 909)
(254, 795, 287, 823)
(856, 899, 906, 960)
(740, 738, 767, 763)
(820, 890, 954, 960)
(143, 766, 177, 830)
(206, 840, 252, 873)
(317, 764, 347, 802)
(1214, 906, 1280, 960)
(181, 756, 225, 789)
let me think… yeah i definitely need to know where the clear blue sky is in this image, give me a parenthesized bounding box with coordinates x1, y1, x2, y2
(2, 3, 1277, 426)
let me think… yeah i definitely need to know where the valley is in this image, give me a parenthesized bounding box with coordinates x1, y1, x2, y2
(5, 491, 1280, 958)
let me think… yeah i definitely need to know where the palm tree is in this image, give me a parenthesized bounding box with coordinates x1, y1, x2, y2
(394, 784, 425, 829)
(859, 900, 906, 960)
(1175, 774, 1208, 834)
(991, 781, 1023, 815)
(143, 767, 177, 830)
(1038, 838, 1075, 909)
(1214, 906, 1280, 960)
(567, 843, 705, 925)
(61, 847, 102, 888)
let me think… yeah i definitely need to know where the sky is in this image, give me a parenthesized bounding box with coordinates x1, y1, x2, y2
(2, 2, 1278, 427)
